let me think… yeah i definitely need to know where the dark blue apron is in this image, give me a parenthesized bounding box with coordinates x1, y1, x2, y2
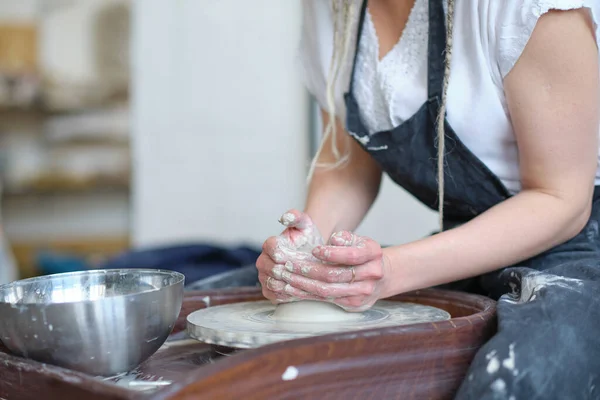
(345, 1, 600, 399)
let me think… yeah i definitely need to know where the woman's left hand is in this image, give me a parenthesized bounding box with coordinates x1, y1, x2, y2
(275, 231, 390, 312)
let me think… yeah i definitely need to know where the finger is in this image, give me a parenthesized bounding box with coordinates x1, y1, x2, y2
(278, 209, 322, 242)
(258, 273, 279, 303)
(266, 277, 287, 292)
(285, 228, 322, 249)
(312, 239, 382, 265)
(328, 231, 362, 247)
(259, 272, 325, 303)
(256, 252, 277, 274)
(267, 286, 325, 303)
(270, 291, 321, 304)
(262, 236, 281, 260)
(279, 284, 328, 302)
(256, 253, 293, 282)
(333, 296, 375, 312)
(259, 274, 289, 304)
(282, 260, 381, 283)
(261, 289, 278, 304)
(279, 209, 312, 230)
(262, 287, 296, 304)
(264, 236, 319, 264)
(281, 260, 351, 282)
(280, 271, 374, 299)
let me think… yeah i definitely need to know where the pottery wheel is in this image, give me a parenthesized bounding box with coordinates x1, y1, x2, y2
(187, 300, 451, 349)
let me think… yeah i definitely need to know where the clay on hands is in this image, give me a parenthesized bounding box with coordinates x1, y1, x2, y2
(278, 231, 388, 312)
(258, 210, 365, 321)
(257, 211, 387, 314)
(256, 209, 326, 304)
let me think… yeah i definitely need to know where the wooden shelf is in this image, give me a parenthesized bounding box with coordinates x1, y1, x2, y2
(3, 177, 130, 198)
(3, 187, 129, 199)
(0, 105, 113, 117)
(10, 236, 131, 279)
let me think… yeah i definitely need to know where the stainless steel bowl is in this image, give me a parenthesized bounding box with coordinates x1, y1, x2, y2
(0, 269, 184, 376)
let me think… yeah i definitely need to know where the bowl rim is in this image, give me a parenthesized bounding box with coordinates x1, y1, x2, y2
(0, 268, 185, 306)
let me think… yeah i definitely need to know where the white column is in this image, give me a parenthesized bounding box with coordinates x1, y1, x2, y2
(131, 0, 309, 247)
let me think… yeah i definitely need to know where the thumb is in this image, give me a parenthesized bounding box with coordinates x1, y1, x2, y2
(278, 209, 323, 242)
(328, 231, 362, 247)
(279, 209, 312, 229)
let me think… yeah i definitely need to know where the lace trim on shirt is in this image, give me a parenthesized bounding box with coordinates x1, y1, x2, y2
(353, 0, 429, 134)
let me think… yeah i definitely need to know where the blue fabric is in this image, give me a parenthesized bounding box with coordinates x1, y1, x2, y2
(37, 252, 89, 276)
(100, 244, 260, 285)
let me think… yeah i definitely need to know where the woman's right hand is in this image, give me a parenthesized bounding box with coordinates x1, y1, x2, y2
(256, 209, 324, 303)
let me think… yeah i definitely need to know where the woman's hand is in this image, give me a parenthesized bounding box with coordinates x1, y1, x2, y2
(259, 226, 390, 312)
(256, 209, 324, 304)
(299, 231, 389, 311)
(276, 209, 324, 250)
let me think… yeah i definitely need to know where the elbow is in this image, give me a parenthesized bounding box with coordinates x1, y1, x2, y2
(529, 185, 594, 244)
(562, 195, 593, 242)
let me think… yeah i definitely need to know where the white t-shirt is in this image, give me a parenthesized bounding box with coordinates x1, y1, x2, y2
(299, 0, 600, 193)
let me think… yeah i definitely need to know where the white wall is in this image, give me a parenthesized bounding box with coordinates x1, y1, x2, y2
(132, 0, 437, 248)
(132, 0, 310, 247)
(0, 0, 37, 22)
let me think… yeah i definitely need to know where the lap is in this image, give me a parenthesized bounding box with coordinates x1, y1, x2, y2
(455, 259, 600, 399)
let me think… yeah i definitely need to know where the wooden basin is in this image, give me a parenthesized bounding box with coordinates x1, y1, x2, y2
(0, 287, 496, 400)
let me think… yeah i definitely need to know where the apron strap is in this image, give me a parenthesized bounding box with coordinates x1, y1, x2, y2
(427, 0, 447, 100)
(347, 0, 369, 94)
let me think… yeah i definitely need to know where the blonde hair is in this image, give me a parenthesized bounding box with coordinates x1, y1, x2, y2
(308, 0, 456, 232)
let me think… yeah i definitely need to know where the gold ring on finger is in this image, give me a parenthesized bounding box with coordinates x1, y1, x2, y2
(350, 266, 356, 284)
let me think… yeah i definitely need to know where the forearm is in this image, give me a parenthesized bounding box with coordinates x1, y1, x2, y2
(305, 165, 380, 240)
(381, 189, 592, 297)
(305, 110, 382, 239)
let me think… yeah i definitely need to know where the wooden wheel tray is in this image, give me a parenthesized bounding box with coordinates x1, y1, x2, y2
(0, 288, 496, 400)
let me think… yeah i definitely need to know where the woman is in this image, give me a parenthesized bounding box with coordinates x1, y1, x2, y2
(257, 0, 599, 398)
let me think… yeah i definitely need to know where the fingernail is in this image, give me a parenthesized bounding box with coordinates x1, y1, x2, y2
(272, 265, 284, 279)
(285, 261, 294, 272)
(273, 252, 284, 263)
(330, 236, 343, 245)
(313, 247, 329, 259)
(284, 283, 294, 294)
(279, 212, 296, 226)
(331, 236, 350, 246)
(282, 271, 293, 281)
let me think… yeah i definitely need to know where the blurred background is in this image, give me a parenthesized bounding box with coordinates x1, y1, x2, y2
(0, 0, 436, 287)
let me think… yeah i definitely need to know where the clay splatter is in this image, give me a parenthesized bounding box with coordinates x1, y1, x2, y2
(487, 356, 500, 374)
(281, 366, 299, 381)
(491, 378, 506, 393)
(503, 343, 516, 372)
(279, 213, 296, 226)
